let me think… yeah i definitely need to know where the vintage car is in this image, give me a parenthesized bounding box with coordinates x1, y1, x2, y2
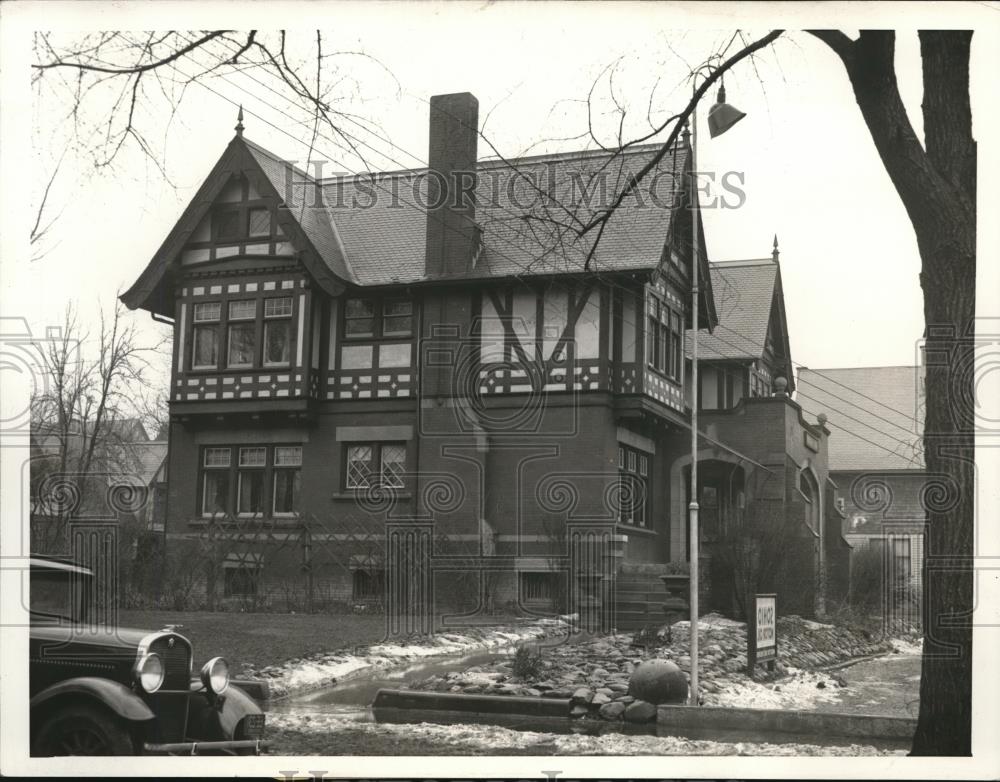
(29, 556, 269, 755)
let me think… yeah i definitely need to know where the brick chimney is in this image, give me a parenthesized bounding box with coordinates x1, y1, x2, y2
(424, 92, 480, 277)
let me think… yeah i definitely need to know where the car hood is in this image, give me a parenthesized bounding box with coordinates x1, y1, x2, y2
(31, 623, 188, 651)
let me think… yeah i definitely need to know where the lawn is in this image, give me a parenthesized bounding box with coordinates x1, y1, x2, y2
(116, 610, 398, 672)
(115, 609, 524, 672)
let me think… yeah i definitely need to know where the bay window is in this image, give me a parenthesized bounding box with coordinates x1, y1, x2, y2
(189, 295, 296, 372)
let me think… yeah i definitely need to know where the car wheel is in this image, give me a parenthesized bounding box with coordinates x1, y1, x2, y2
(33, 704, 136, 756)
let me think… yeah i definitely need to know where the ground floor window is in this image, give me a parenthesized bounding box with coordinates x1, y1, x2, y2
(199, 444, 302, 518)
(617, 443, 649, 527)
(224, 564, 260, 598)
(344, 442, 407, 489)
(352, 568, 385, 600)
(520, 572, 558, 604)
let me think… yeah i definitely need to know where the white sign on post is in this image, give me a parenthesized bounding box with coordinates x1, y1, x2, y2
(755, 595, 776, 661)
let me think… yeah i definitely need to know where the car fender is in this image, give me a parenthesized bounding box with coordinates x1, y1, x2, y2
(187, 684, 262, 740)
(31, 677, 155, 723)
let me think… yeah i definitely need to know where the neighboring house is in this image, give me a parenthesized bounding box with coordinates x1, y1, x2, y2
(121, 92, 844, 622)
(30, 418, 169, 543)
(796, 365, 926, 620)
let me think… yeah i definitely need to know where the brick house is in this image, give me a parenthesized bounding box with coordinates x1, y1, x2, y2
(122, 92, 845, 624)
(796, 365, 926, 622)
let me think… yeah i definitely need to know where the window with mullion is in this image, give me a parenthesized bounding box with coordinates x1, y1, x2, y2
(263, 296, 293, 367)
(343, 298, 413, 340)
(345, 442, 407, 490)
(617, 443, 649, 528)
(198, 444, 302, 519)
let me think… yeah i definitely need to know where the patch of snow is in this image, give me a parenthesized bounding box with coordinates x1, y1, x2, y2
(258, 617, 569, 698)
(708, 670, 843, 710)
(800, 619, 835, 630)
(269, 712, 902, 756)
(890, 637, 923, 656)
(672, 612, 745, 629)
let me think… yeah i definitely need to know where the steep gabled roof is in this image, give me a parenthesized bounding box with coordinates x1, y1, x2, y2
(796, 366, 925, 472)
(684, 257, 792, 384)
(123, 134, 716, 328)
(121, 134, 353, 316)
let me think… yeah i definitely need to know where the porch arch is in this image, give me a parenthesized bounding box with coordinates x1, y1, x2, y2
(668, 448, 759, 563)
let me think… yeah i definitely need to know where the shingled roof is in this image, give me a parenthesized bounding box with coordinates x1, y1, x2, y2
(323, 143, 693, 285)
(123, 133, 717, 327)
(684, 257, 792, 384)
(796, 366, 925, 472)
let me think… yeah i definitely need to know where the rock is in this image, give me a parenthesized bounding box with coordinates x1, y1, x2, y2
(614, 695, 635, 704)
(628, 660, 688, 705)
(524, 688, 542, 697)
(608, 683, 629, 693)
(570, 704, 589, 718)
(595, 687, 615, 697)
(591, 692, 612, 706)
(832, 674, 848, 688)
(571, 687, 594, 704)
(816, 681, 826, 689)
(461, 685, 482, 694)
(624, 700, 657, 723)
(591, 668, 610, 678)
(599, 701, 626, 720)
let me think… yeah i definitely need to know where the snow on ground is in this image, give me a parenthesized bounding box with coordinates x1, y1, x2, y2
(268, 712, 902, 756)
(890, 636, 923, 656)
(671, 613, 746, 629)
(708, 667, 844, 710)
(257, 616, 574, 697)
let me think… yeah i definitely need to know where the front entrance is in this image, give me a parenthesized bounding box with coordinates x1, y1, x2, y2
(683, 459, 746, 613)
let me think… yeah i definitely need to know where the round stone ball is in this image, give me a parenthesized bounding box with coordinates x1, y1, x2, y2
(628, 660, 688, 705)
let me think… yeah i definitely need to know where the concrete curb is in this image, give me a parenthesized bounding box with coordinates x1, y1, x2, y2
(656, 703, 916, 741)
(373, 688, 572, 717)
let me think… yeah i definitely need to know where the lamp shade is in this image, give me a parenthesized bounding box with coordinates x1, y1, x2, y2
(707, 85, 746, 138)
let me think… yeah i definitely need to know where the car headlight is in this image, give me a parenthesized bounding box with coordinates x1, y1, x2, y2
(136, 653, 164, 693)
(200, 656, 230, 695)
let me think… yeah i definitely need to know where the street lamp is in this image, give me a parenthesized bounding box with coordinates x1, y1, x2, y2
(686, 74, 745, 707)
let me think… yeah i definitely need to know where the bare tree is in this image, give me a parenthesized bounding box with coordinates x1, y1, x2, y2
(30, 299, 168, 552)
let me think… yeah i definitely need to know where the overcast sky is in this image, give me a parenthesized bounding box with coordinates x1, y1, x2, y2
(4, 2, 999, 400)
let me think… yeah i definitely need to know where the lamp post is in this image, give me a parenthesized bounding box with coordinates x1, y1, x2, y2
(686, 73, 745, 706)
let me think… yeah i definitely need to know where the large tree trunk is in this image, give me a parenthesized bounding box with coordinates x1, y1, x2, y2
(809, 29, 975, 756)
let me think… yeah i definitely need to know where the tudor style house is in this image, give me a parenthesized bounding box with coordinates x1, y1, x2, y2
(122, 92, 846, 624)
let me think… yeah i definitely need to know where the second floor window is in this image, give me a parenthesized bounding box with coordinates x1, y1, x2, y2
(190, 295, 294, 371)
(646, 296, 683, 382)
(344, 298, 413, 339)
(345, 442, 406, 490)
(228, 300, 257, 368)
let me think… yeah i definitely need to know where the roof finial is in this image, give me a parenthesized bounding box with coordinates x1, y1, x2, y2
(235, 105, 245, 137)
(772, 234, 780, 263)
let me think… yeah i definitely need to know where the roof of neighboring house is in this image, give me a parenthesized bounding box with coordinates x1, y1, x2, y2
(122, 440, 169, 487)
(683, 257, 793, 384)
(122, 133, 717, 328)
(796, 366, 925, 472)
